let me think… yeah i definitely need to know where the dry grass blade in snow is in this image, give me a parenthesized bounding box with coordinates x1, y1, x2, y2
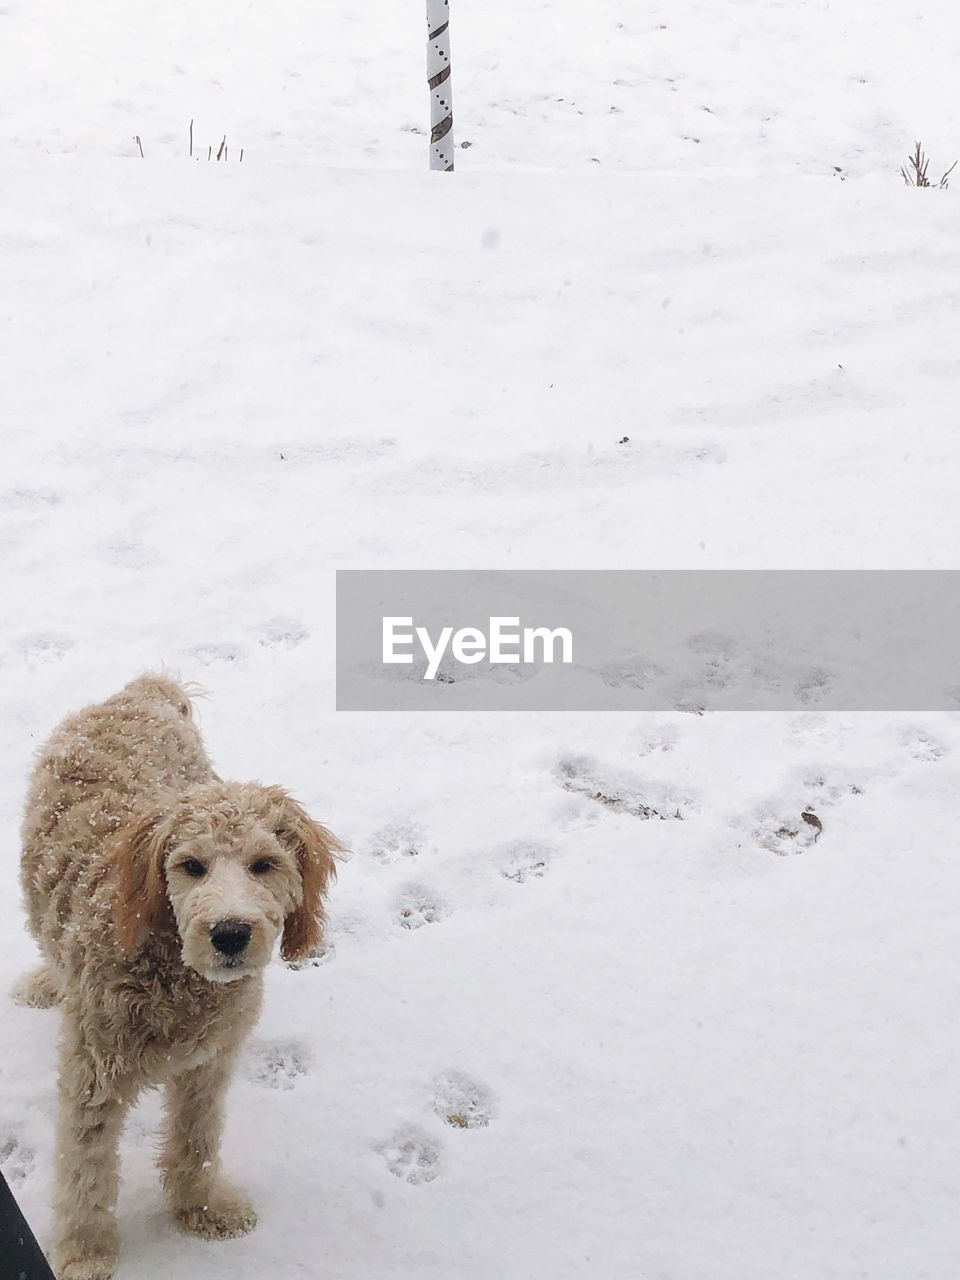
(900, 140, 957, 188)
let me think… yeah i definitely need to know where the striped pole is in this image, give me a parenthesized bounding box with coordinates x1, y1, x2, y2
(426, 0, 454, 171)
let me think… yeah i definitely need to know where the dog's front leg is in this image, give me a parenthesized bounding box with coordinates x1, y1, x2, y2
(160, 1045, 257, 1240)
(53, 1010, 134, 1280)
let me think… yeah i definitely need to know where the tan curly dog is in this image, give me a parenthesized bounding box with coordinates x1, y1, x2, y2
(15, 673, 340, 1280)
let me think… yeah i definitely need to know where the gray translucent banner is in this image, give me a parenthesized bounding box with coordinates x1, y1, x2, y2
(336, 571, 960, 711)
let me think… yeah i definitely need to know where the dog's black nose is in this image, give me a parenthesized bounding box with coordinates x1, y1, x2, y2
(210, 920, 252, 956)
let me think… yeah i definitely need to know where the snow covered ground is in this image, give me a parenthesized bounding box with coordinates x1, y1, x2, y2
(1, 2, 959, 1277)
(4, 0, 960, 179)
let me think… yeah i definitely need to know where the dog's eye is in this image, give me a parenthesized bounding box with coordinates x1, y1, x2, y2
(181, 858, 207, 878)
(249, 859, 274, 876)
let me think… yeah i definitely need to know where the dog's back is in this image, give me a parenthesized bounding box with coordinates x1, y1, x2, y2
(20, 674, 214, 965)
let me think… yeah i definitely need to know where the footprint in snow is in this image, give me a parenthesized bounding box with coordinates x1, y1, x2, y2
(190, 641, 244, 667)
(431, 1072, 495, 1130)
(688, 630, 739, 675)
(801, 768, 865, 806)
(2, 487, 61, 510)
(750, 767, 865, 856)
(397, 886, 445, 930)
(256, 617, 310, 651)
(19, 632, 72, 664)
(552, 797, 602, 833)
(279, 437, 398, 465)
(0, 1131, 35, 1186)
(598, 660, 663, 692)
(284, 940, 335, 971)
(242, 1039, 311, 1090)
(126, 1113, 157, 1143)
(631, 723, 679, 756)
(898, 727, 948, 763)
(499, 839, 552, 883)
(795, 667, 835, 706)
(365, 820, 426, 865)
(754, 810, 824, 856)
(555, 755, 689, 820)
(378, 1126, 442, 1185)
(101, 537, 156, 570)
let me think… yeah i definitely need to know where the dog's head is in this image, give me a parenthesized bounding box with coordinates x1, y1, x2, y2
(113, 782, 340, 981)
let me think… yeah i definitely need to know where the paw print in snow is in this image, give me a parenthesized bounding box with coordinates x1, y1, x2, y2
(755, 811, 824, 856)
(3, 486, 61, 509)
(432, 1071, 495, 1130)
(499, 840, 552, 883)
(284, 940, 335, 970)
(19, 633, 72, 664)
(632, 723, 679, 756)
(898, 727, 948, 763)
(378, 1126, 442, 1185)
(190, 641, 244, 667)
(366, 821, 425, 865)
(556, 755, 687, 820)
(751, 768, 863, 855)
(257, 617, 310, 650)
(553, 797, 601, 833)
(688, 630, 739, 690)
(795, 668, 834, 705)
(397, 886, 445, 930)
(243, 1039, 311, 1090)
(801, 769, 865, 806)
(0, 1131, 35, 1185)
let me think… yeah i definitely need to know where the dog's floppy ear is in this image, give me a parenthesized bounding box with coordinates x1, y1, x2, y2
(265, 787, 341, 963)
(113, 810, 175, 951)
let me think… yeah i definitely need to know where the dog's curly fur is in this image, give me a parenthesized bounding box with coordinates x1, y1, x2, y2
(16, 674, 340, 1280)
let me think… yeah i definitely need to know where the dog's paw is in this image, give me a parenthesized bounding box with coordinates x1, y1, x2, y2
(55, 1224, 120, 1280)
(11, 963, 62, 1008)
(57, 1258, 117, 1280)
(174, 1182, 257, 1240)
(57, 1259, 117, 1280)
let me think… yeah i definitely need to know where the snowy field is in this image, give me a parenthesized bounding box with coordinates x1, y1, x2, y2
(1, 2, 959, 1278)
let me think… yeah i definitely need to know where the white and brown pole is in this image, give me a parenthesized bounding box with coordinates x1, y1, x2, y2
(426, 0, 454, 171)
